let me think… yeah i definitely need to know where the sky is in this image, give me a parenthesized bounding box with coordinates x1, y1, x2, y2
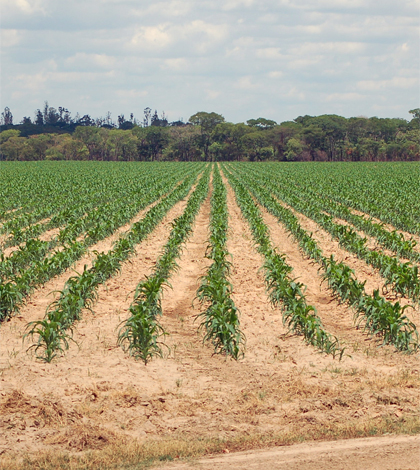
(1, 0, 419, 125)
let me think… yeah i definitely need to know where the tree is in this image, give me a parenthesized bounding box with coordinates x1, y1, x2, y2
(132, 126, 169, 161)
(0, 129, 21, 144)
(21, 116, 32, 125)
(106, 129, 138, 161)
(76, 114, 94, 127)
(74, 126, 108, 159)
(35, 109, 44, 126)
(302, 125, 324, 161)
(143, 107, 151, 127)
(268, 123, 299, 160)
(0, 107, 13, 126)
(164, 125, 201, 161)
(213, 122, 251, 160)
(151, 110, 168, 127)
(246, 117, 277, 130)
(409, 108, 420, 129)
(241, 131, 271, 161)
(188, 112, 225, 160)
(284, 137, 304, 161)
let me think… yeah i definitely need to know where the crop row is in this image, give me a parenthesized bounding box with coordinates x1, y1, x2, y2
(222, 165, 343, 358)
(1, 165, 201, 323)
(239, 165, 420, 304)
(24, 168, 205, 362)
(196, 165, 244, 359)
(228, 164, 418, 352)
(117, 167, 211, 364)
(0, 164, 188, 279)
(249, 162, 420, 236)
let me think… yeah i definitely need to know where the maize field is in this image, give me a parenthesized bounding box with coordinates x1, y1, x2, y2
(0, 161, 419, 468)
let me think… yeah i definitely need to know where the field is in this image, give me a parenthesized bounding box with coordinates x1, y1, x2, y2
(0, 161, 419, 469)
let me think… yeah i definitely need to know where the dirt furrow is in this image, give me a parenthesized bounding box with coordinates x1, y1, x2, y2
(277, 201, 420, 328)
(348, 207, 420, 251)
(1, 171, 419, 468)
(0, 185, 200, 453)
(0, 189, 189, 364)
(331, 216, 416, 265)
(259, 204, 402, 357)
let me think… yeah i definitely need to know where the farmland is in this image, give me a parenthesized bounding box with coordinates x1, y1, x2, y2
(0, 161, 419, 469)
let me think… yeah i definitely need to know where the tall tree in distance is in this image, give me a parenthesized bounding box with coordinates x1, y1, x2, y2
(189, 111, 225, 160)
(1, 107, 13, 126)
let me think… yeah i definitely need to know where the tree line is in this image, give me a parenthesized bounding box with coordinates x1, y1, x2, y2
(0, 103, 419, 162)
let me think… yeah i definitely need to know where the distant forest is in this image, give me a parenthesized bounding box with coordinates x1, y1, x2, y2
(0, 103, 419, 162)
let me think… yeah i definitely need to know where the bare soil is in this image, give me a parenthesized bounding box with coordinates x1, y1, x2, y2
(276, 200, 420, 328)
(0, 177, 419, 470)
(156, 435, 420, 470)
(348, 207, 420, 253)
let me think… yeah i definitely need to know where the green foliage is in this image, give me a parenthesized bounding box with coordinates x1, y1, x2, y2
(231, 162, 419, 353)
(19, 164, 204, 360)
(197, 165, 244, 359)
(223, 165, 344, 358)
(118, 167, 211, 364)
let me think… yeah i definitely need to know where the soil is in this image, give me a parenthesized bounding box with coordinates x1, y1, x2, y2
(349, 207, 420, 253)
(0, 172, 419, 469)
(156, 435, 420, 470)
(274, 200, 420, 329)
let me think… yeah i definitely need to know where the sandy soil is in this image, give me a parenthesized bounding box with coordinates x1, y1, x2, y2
(0, 174, 419, 469)
(273, 200, 420, 328)
(349, 207, 420, 252)
(156, 435, 420, 470)
(331, 216, 416, 265)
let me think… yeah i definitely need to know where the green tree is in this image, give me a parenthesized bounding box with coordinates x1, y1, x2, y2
(246, 117, 277, 130)
(284, 137, 304, 161)
(188, 112, 225, 160)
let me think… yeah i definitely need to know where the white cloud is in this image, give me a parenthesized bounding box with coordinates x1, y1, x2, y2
(1, 0, 418, 123)
(64, 53, 116, 70)
(357, 77, 419, 91)
(326, 92, 364, 102)
(15, 0, 46, 14)
(0, 29, 21, 48)
(131, 25, 172, 49)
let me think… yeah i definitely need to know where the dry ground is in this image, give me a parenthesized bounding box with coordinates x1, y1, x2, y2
(0, 174, 419, 470)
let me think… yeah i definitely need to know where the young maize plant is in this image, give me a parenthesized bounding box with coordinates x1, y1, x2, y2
(245, 162, 420, 237)
(118, 167, 211, 364)
(196, 165, 244, 359)
(222, 165, 344, 359)
(229, 164, 418, 353)
(239, 165, 420, 304)
(24, 169, 202, 362)
(288, 182, 420, 264)
(0, 165, 193, 323)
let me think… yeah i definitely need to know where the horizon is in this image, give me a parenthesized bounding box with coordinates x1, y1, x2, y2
(1, 0, 418, 125)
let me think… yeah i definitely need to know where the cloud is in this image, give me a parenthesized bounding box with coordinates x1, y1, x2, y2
(1, 0, 418, 123)
(0, 29, 21, 48)
(357, 77, 419, 91)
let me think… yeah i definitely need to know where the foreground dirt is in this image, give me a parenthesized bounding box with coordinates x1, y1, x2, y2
(157, 435, 420, 470)
(0, 176, 419, 469)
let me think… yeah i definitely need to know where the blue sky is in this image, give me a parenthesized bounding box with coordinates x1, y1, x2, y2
(1, 0, 419, 124)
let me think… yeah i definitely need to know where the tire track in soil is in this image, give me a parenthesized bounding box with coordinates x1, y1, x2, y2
(276, 200, 420, 329)
(155, 435, 420, 470)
